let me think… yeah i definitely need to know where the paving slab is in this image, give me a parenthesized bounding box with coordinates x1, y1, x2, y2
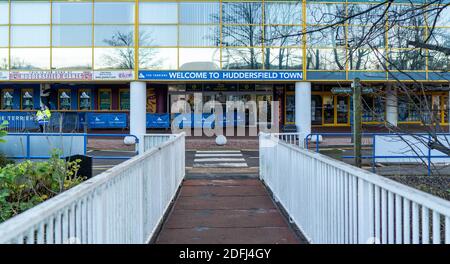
(155, 178, 303, 244)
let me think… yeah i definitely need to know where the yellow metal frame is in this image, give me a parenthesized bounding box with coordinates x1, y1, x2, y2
(97, 88, 112, 110)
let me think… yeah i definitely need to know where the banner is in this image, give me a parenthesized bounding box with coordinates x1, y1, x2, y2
(87, 113, 127, 129)
(9, 71, 92, 81)
(146, 113, 170, 128)
(93, 71, 134, 80)
(0, 112, 38, 129)
(138, 71, 303, 81)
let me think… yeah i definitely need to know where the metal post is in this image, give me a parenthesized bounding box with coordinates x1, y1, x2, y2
(353, 78, 362, 168)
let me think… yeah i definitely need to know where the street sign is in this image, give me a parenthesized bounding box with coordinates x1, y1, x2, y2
(331, 87, 378, 94)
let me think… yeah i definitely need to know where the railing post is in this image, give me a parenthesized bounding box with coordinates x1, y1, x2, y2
(357, 179, 375, 244)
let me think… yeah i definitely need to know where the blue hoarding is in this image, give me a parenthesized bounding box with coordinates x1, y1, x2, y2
(138, 71, 303, 81)
(87, 113, 127, 128)
(147, 113, 170, 128)
(0, 112, 38, 130)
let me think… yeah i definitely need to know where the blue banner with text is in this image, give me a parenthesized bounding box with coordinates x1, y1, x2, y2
(138, 71, 303, 81)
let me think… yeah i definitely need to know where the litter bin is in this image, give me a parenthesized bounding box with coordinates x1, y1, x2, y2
(65, 154, 93, 179)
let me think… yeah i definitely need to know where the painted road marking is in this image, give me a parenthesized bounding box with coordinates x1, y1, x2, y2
(196, 150, 241, 153)
(194, 158, 246, 162)
(195, 153, 243, 157)
(193, 150, 248, 168)
(194, 163, 248, 168)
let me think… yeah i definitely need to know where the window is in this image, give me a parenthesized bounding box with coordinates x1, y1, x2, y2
(264, 2, 301, 25)
(53, 26, 92, 46)
(58, 89, 71, 110)
(179, 26, 220, 47)
(98, 89, 112, 110)
(139, 26, 177, 46)
(1, 89, 14, 110)
(94, 48, 134, 70)
(139, 48, 177, 70)
(0, 2, 8, 24)
(179, 48, 220, 70)
(52, 48, 92, 70)
(362, 95, 385, 122)
(119, 89, 130, 110)
(0, 48, 7, 70)
(11, 2, 50, 24)
(11, 26, 50, 47)
(94, 25, 134, 47)
(179, 2, 219, 24)
(21, 89, 34, 110)
(222, 48, 263, 70)
(0, 26, 7, 47)
(52, 2, 92, 24)
(139, 2, 178, 24)
(10, 48, 50, 70)
(79, 89, 92, 111)
(94, 2, 134, 24)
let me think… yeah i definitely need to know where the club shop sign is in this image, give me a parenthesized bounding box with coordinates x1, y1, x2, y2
(138, 71, 303, 81)
(9, 71, 93, 81)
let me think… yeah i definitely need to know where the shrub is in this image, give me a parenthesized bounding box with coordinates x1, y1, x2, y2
(0, 149, 84, 223)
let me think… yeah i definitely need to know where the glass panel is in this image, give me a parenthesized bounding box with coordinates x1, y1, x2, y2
(52, 2, 92, 24)
(264, 48, 302, 70)
(443, 95, 448, 123)
(0, 2, 8, 24)
(336, 96, 348, 124)
(139, 25, 177, 46)
(53, 25, 92, 46)
(119, 90, 130, 110)
(0, 26, 8, 46)
(311, 95, 322, 125)
(347, 4, 386, 25)
(179, 2, 220, 24)
(428, 5, 450, 27)
(94, 2, 134, 24)
(1, 89, 14, 110)
(264, 26, 301, 47)
(306, 3, 345, 25)
(58, 89, 71, 110)
(21, 89, 34, 110)
(222, 2, 262, 24)
(11, 2, 50, 24)
(264, 2, 301, 25)
(98, 89, 111, 110)
(179, 48, 220, 70)
(285, 93, 295, 123)
(306, 48, 346, 70)
(179, 25, 220, 47)
(428, 27, 450, 47)
(94, 25, 134, 46)
(347, 26, 385, 48)
(222, 48, 263, 69)
(323, 95, 334, 124)
(79, 89, 92, 110)
(52, 48, 92, 70)
(428, 50, 450, 71)
(139, 2, 178, 24)
(139, 48, 177, 70)
(389, 26, 425, 48)
(222, 26, 263, 47)
(388, 49, 426, 70)
(94, 48, 134, 70)
(349, 49, 385, 70)
(307, 26, 346, 48)
(389, 4, 426, 27)
(11, 26, 50, 47)
(10, 48, 50, 70)
(0, 48, 7, 70)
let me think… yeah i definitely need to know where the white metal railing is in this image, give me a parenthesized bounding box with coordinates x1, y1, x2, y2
(143, 134, 177, 151)
(0, 133, 185, 244)
(271, 132, 305, 148)
(259, 132, 450, 244)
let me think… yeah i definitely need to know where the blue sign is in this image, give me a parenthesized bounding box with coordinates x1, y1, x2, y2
(87, 113, 127, 128)
(172, 112, 246, 128)
(147, 113, 170, 128)
(138, 71, 303, 81)
(0, 112, 38, 130)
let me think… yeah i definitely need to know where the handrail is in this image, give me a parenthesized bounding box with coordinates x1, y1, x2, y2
(260, 132, 450, 244)
(0, 133, 185, 244)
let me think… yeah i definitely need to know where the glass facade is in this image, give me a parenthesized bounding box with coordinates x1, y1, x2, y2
(0, 0, 446, 77)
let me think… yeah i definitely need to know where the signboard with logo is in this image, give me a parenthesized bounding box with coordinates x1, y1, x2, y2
(9, 71, 92, 81)
(87, 113, 127, 128)
(146, 113, 170, 128)
(93, 71, 134, 80)
(139, 71, 303, 81)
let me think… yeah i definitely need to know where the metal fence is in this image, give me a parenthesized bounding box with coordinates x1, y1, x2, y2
(0, 133, 185, 244)
(271, 132, 306, 148)
(260, 132, 450, 244)
(143, 134, 177, 151)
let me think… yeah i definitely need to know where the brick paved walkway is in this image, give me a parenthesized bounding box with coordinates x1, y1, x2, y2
(155, 179, 302, 244)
